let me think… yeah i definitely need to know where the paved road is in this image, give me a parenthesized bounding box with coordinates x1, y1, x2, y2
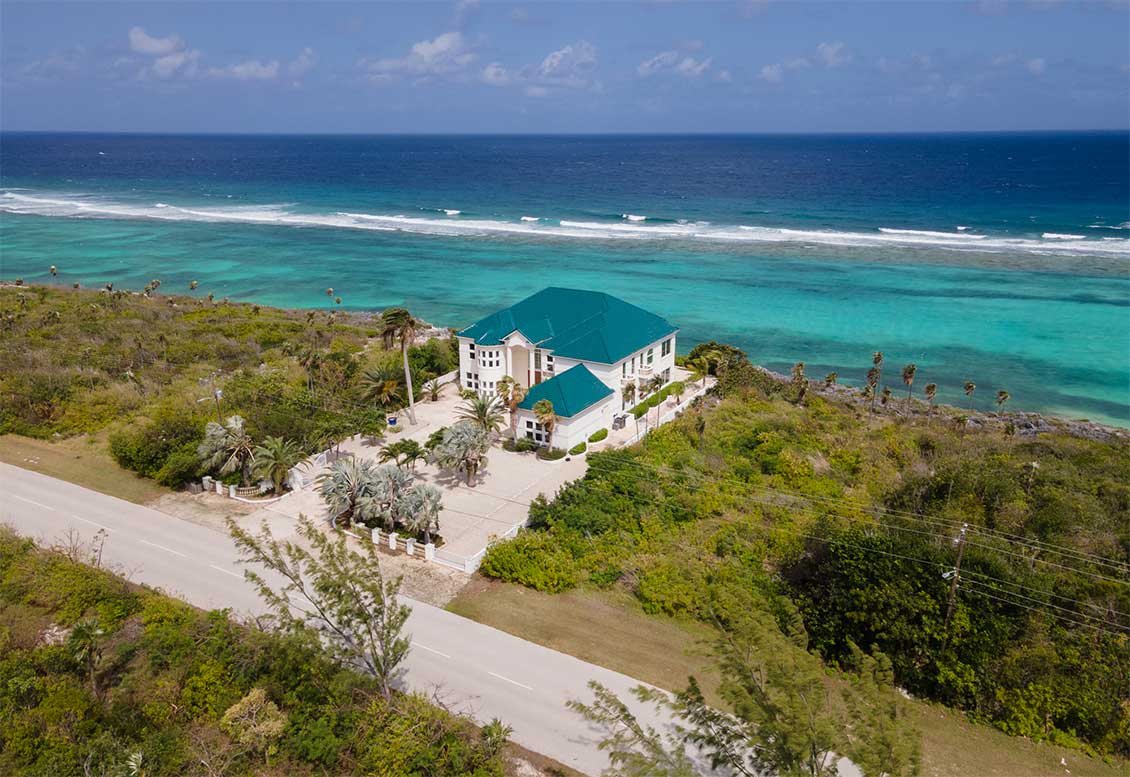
(0, 462, 672, 776)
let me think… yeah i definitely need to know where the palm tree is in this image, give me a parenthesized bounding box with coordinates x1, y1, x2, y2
(189, 280, 199, 291)
(359, 364, 405, 410)
(996, 389, 1010, 415)
(533, 399, 556, 449)
(866, 367, 880, 413)
(902, 363, 917, 413)
(496, 376, 527, 437)
(326, 287, 334, 297)
(432, 421, 491, 484)
(621, 380, 637, 412)
(689, 355, 712, 388)
(964, 381, 977, 412)
(791, 362, 807, 404)
(423, 378, 442, 402)
(647, 374, 665, 427)
(50, 264, 57, 276)
(198, 415, 256, 486)
(252, 436, 305, 495)
(379, 439, 426, 470)
(880, 386, 892, 408)
(297, 345, 323, 392)
(457, 394, 506, 435)
(318, 458, 376, 528)
(68, 618, 105, 698)
(924, 383, 938, 416)
(335, 296, 342, 305)
(381, 308, 419, 425)
(671, 381, 686, 405)
(861, 383, 875, 406)
(824, 372, 838, 388)
(403, 484, 443, 545)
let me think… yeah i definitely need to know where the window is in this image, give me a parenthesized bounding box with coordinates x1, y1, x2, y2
(661, 338, 672, 357)
(526, 420, 534, 429)
(466, 371, 474, 381)
(647, 348, 655, 365)
(622, 362, 628, 377)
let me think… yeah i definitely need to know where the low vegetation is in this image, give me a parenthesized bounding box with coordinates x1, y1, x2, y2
(0, 285, 458, 490)
(0, 527, 510, 776)
(483, 344, 1130, 761)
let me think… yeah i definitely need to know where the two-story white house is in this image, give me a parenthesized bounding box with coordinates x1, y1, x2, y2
(457, 287, 678, 451)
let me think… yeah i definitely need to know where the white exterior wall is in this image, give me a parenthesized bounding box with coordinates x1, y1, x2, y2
(515, 394, 615, 452)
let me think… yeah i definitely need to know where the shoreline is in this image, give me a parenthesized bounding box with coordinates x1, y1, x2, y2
(3, 279, 1128, 436)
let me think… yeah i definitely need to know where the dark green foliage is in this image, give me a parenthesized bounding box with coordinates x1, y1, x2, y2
(481, 379, 1130, 756)
(536, 446, 567, 461)
(0, 529, 507, 776)
(588, 428, 608, 443)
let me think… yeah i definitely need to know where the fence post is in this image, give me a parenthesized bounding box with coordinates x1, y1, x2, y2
(405, 538, 415, 556)
(202, 476, 213, 491)
(388, 532, 398, 552)
(228, 484, 237, 498)
(424, 543, 436, 561)
(371, 527, 381, 546)
(463, 556, 476, 574)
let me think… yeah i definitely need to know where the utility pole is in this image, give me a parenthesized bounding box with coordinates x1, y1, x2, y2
(942, 523, 969, 649)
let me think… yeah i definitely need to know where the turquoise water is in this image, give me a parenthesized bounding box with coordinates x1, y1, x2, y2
(1, 133, 1128, 425)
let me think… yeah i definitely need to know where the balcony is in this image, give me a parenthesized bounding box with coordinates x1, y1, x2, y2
(638, 365, 654, 379)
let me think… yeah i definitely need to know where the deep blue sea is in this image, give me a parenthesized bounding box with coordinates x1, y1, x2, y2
(1, 132, 1128, 424)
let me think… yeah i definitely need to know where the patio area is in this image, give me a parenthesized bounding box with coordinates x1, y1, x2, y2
(247, 369, 712, 570)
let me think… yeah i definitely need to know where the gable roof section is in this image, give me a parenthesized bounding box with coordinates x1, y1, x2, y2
(458, 287, 677, 364)
(517, 364, 614, 418)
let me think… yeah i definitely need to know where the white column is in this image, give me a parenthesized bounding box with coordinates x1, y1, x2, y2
(406, 538, 416, 556)
(388, 532, 398, 551)
(424, 543, 436, 561)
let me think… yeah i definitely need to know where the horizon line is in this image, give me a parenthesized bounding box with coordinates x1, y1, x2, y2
(2, 128, 1128, 138)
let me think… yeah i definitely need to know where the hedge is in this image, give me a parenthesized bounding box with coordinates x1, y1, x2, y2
(568, 442, 587, 455)
(588, 428, 608, 443)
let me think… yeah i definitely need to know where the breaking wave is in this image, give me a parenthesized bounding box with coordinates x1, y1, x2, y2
(2, 190, 1128, 259)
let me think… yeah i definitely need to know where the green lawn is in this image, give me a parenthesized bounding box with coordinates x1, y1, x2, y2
(449, 579, 1130, 777)
(0, 433, 168, 504)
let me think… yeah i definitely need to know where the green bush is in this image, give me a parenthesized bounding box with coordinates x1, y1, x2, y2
(588, 428, 608, 443)
(154, 442, 202, 487)
(536, 446, 566, 461)
(515, 437, 538, 452)
(479, 532, 578, 592)
(568, 442, 587, 456)
(109, 401, 206, 479)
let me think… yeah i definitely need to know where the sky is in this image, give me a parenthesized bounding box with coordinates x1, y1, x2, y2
(2, 0, 1128, 134)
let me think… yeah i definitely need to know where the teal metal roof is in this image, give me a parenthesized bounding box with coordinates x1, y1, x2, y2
(458, 287, 677, 365)
(518, 364, 614, 418)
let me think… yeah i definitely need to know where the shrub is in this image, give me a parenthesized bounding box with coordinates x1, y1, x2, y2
(588, 428, 608, 443)
(479, 532, 578, 592)
(568, 442, 587, 456)
(515, 437, 538, 452)
(536, 446, 566, 461)
(501, 439, 517, 452)
(154, 442, 202, 487)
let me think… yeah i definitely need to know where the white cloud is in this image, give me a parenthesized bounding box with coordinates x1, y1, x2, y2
(524, 85, 548, 97)
(455, 0, 480, 26)
(637, 50, 711, 78)
(365, 31, 476, 78)
(289, 47, 317, 77)
(817, 41, 850, 68)
(481, 61, 511, 86)
(785, 57, 812, 70)
(759, 63, 783, 83)
(20, 47, 85, 79)
(209, 59, 280, 80)
(128, 26, 199, 79)
(129, 26, 183, 56)
(536, 40, 597, 85)
(1026, 57, 1046, 74)
(151, 49, 200, 79)
(992, 53, 1017, 67)
(715, 69, 733, 83)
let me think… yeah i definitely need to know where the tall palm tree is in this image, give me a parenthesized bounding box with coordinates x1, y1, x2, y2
(924, 383, 938, 416)
(621, 380, 637, 412)
(824, 372, 838, 389)
(791, 362, 807, 404)
(359, 364, 405, 410)
(198, 415, 256, 486)
(880, 386, 892, 408)
(866, 367, 880, 413)
(252, 436, 305, 495)
(964, 381, 977, 412)
(647, 374, 665, 427)
(996, 389, 1010, 415)
(496, 376, 527, 438)
(381, 308, 419, 425)
(671, 381, 686, 405)
(901, 363, 917, 413)
(457, 394, 506, 435)
(533, 399, 556, 449)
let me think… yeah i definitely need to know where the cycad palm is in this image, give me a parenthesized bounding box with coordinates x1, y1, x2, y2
(198, 415, 256, 486)
(924, 383, 938, 416)
(621, 381, 637, 411)
(380, 308, 419, 425)
(402, 484, 443, 545)
(457, 394, 506, 435)
(360, 364, 405, 409)
(252, 436, 304, 495)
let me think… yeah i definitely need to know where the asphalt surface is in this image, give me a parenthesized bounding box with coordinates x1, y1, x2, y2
(0, 462, 677, 776)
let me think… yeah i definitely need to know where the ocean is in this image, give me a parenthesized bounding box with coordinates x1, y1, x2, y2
(1, 132, 1127, 425)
